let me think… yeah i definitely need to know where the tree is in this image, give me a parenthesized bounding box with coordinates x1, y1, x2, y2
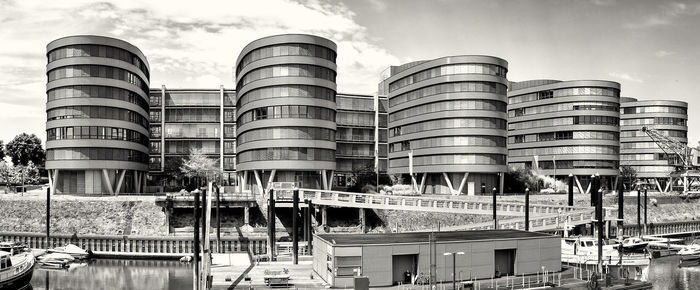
(0, 161, 11, 187)
(5, 133, 45, 166)
(620, 164, 638, 191)
(180, 149, 221, 190)
(504, 167, 538, 193)
(163, 156, 185, 188)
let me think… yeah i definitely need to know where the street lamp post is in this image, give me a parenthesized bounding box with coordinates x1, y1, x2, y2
(444, 252, 464, 290)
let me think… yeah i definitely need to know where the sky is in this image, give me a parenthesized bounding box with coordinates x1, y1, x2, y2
(0, 0, 699, 146)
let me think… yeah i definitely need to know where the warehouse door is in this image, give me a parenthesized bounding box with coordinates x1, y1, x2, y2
(392, 254, 417, 285)
(494, 249, 515, 277)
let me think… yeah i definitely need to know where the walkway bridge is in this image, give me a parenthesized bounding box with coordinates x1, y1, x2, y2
(273, 188, 583, 218)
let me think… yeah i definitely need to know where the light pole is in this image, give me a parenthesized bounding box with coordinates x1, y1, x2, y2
(444, 252, 464, 290)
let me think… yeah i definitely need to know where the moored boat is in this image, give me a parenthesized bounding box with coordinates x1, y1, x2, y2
(37, 253, 75, 269)
(0, 246, 35, 289)
(562, 236, 651, 281)
(47, 243, 91, 259)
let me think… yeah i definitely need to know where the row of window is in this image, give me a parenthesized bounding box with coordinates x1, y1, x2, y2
(388, 63, 507, 92)
(620, 129, 686, 138)
(47, 126, 148, 146)
(509, 131, 619, 144)
(391, 154, 506, 166)
(508, 116, 619, 130)
(622, 106, 687, 115)
(48, 44, 149, 78)
(390, 118, 507, 137)
(237, 105, 336, 126)
(47, 106, 148, 128)
(390, 100, 506, 122)
(389, 82, 507, 107)
(536, 160, 618, 169)
(48, 86, 148, 111)
(163, 140, 220, 154)
(620, 153, 677, 161)
(620, 117, 687, 126)
(337, 143, 376, 157)
(162, 92, 233, 107)
(238, 85, 335, 107)
(621, 142, 669, 149)
(237, 43, 337, 74)
(48, 65, 149, 94)
(508, 87, 620, 104)
(337, 111, 375, 127)
(508, 101, 619, 117)
(163, 108, 221, 123)
(163, 124, 220, 138)
(389, 136, 506, 152)
(337, 127, 380, 143)
(508, 145, 619, 157)
(337, 97, 375, 111)
(629, 165, 676, 173)
(238, 64, 336, 88)
(237, 147, 335, 163)
(238, 127, 336, 144)
(47, 148, 148, 163)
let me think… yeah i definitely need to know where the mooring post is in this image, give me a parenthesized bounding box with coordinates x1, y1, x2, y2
(568, 173, 574, 206)
(492, 187, 497, 229)
(525, 188, 530, 231)
(269, 188, 276, 261)
(46, 187, 51, 248)
(193, 189, 201, 290)
(308, 200, 314, 255)
(292, 188, 299, 265)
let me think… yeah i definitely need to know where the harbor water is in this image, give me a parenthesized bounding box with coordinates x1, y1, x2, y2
(19, 256, 700, 289)
(29, 259, 192, 290)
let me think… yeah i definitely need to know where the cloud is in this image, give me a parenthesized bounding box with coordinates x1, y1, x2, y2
(366, 0, 387, 12)
(625, 2, 700, 28)
(654, 50, 675, 58)
(589, 0, 616, 6)
(608, 72, 643, 83)
(0, 0, 401, 142)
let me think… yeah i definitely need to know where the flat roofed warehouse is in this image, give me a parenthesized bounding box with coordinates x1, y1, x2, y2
(313, 230, 560, 287)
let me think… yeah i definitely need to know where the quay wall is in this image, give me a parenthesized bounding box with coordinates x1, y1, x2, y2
(0, 231, 267, 255)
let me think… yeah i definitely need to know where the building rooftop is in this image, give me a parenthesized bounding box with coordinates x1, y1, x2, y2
(316, 230, 554, 246)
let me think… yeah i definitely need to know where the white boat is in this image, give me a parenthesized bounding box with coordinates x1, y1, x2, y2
(37, 253, 75, 269)
(0, 243, 35, 290)
(561, 236, 650, 281)
(620, 237, 649, 253)
(47, 244, 90, 259)
(678, 241, 700, 261)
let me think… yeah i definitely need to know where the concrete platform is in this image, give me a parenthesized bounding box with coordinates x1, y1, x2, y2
(209, 254, 324, 289)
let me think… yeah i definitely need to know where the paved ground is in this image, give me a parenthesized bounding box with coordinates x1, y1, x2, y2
(209, 253, 325, 289)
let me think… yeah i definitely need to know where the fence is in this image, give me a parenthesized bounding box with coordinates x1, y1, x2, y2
(622, 220, 700, 237)
(0, 231, 267, 255)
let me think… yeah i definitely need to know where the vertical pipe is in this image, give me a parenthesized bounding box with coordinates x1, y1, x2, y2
(590, 174, 596, 207)
(269, 189, 276, 261)
(568, 174, 574, 206)
(637, 188, 641, 236)
(292, 189, 299, 264)
(193, 189, 200, 290)
(308, 200, 314, 255)
(525, 188, 530, 231)
(492, 187, 497, 229)
(46, 188, 50, 247)
(216, 186, 221, 253)
(596, 176, 603, 275)
(452, 254, 456, 290)
(644, 188, 648, 234)
(201, 187, 207, 267)
(617, 177, 624, 239)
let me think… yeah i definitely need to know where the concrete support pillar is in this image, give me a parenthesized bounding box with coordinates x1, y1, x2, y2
(321, 206, 328, 227)
(244, 206, 250, 226)
(499, 172, 505, 196)
(102, 169, 115, 195)
(114, 169, 126, 195)
(359, 208, 366, 233)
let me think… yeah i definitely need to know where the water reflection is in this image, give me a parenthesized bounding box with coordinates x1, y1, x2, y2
(30, 259, 192, 290)
(648, 256, 700, 290)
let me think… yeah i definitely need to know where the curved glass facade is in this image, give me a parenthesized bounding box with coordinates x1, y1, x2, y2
(235, 34, 337, 190)
(384, 56, 508, 195)
(620, 99, 688, 188)
(507, 80, 621, 190)
(46, 35, 150, 194)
